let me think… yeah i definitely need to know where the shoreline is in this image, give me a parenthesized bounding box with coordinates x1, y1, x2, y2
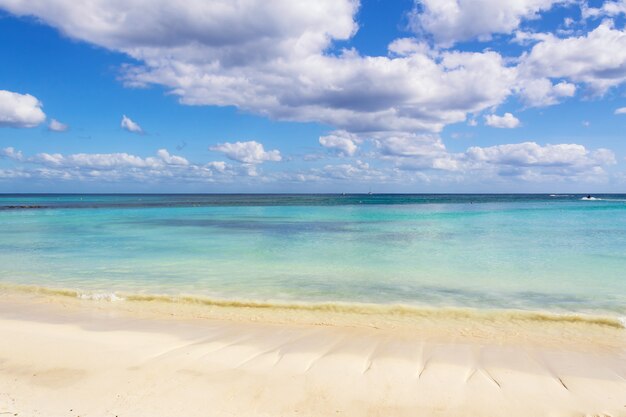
(1, 292, 625, 416)
(2, 282, 624, 330)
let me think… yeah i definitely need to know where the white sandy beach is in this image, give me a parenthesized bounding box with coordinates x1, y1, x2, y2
(0, 292, 625, 417)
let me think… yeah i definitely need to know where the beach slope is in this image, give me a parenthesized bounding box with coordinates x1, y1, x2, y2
(0, 296, 624, 417)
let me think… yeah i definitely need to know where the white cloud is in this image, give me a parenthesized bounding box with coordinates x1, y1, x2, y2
(0, 147, 232, 183)
(519, 22, 626, 94)
(156, 149, 189, 166)
(517, 78, 576, 107)
(615, 107, 626, 114)
(459, 144, 613, 182)
(32, 151, 170, 169)
(0, 1, 517, 134)
(410, 0, 563, 46)
(484, 113, 521, 128)
(1, 0, 623, 190)
(372, 132, 459, 172)
(121, 115, 143, 134)
(296, 136, 617, 185)
(0, 90, 46, 128)
(48, 118, 69, 132)
(464, 142, 615, 170)
(299, 160, 386, 182)
(512, 30, 554, 45)
(582, 0, 626, 19)
(2, 138, 617, 187)
(124, 42, 516, 134)
(2, 147, 190, 170)
(369, 134, 616, 182)
(210, 141, 281, 164)
(387, 38, 431, 56)
(206, 161, 227, 173)
(0, 0, 358, 59)
(375, 133, 446, 157)
(319, 130, 361, 156)
(0, 147, 24, 161)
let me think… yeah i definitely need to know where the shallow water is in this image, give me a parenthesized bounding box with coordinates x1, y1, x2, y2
(1, 194, 625, 319)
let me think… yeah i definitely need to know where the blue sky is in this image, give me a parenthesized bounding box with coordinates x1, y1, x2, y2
(1, 0, 626, 193)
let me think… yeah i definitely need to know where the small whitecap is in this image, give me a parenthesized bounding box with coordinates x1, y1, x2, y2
(77, 292, 124, 302)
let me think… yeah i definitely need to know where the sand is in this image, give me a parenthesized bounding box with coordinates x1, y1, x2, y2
(0, 293, 625, 417)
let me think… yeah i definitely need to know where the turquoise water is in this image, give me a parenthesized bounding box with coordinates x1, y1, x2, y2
(1, 194, 625, 318)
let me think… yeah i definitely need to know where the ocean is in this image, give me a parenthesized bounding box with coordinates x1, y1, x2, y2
(1, 194, 625, 324)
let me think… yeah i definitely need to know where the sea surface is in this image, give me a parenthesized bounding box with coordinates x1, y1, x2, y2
(1, 194, 625, 321)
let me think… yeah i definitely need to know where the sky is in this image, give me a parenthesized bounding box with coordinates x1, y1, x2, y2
(1, 0, 626, 193)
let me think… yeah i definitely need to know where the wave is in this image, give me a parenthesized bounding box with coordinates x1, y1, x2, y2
(581, 196, 626, 202)
(1, 283, 623, 330)
(77, 292, 124, 302)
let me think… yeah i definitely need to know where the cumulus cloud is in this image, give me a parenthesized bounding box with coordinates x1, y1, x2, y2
(319, 130, 361, 156)
(0, 147, 235, 182)
(458, 142, 616, 182)
(124, 41, 516, 134)
(48, 118, 69, 132)
(0, 1, 518, 134)
(409, 0, 563, 46)
(0, 0, 358, 58)
(372, 132, 460, 172)
(615, 107, 626, 114)
(156, 149, 189, 166)
(512, 30, 554, 45)
(484, 113, 521, 128)
(367, 132, 616, 181)
(315, 160, 384, 181)
(0, 90, 46, 128)
(516, 78, 576, 107)
(519, 22, 626, 94)
(582, 0, 626, 19)
(375, 133, 445, 157)
(121, 115, 143, 134)
(4, 0, 626, 143)
(0, 147, 24, 161)
(29, 149, 188, 170)
(293, 137, 617, 185)
(0, 0, 624, 190)
(282, 159, 389, 183)
(387, 38, 431, 56)
(210, 141, 281, 164)
(2, 138, 617, 186)
(206, 161, 227, 173)
(464, 142, 614, 168)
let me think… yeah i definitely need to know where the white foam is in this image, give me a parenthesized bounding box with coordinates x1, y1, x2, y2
(78, 292, 124, 302)
(580, 196, 626, 202)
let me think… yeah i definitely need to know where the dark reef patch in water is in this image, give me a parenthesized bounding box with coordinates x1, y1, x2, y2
(134, 218, 360, 234)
